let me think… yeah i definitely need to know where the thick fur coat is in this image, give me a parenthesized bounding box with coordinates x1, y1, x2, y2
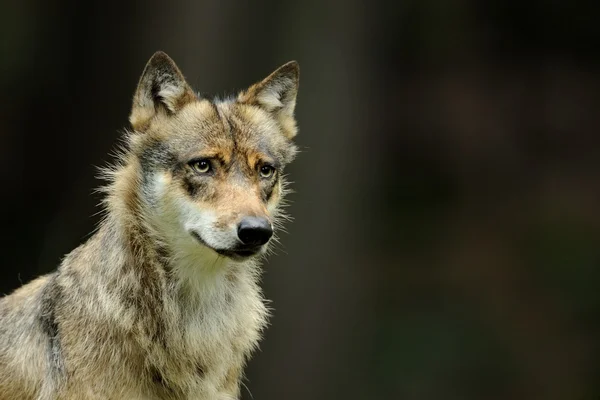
(0, 52, 299, 400)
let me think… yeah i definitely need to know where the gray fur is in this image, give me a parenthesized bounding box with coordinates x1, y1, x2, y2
(0, 51, 299, 400)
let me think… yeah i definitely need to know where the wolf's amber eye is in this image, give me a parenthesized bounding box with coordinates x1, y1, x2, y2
(259, 165, 275, 179)
(190, 159, 211, 174)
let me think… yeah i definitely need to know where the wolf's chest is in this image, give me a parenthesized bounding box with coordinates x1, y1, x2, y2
(155, 274, 268, 397)
(180, 274, 267, 355)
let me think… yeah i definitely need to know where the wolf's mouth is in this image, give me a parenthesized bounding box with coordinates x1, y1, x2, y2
(215, 248, 261, 260)
(189, 231, 261, 260)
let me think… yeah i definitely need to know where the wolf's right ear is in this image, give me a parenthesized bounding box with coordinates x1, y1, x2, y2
(129, 51, 197, 131)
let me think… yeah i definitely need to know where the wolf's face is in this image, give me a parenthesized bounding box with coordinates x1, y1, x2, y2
(126, 52, 298, 261)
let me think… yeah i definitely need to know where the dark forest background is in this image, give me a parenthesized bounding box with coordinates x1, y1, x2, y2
(1, 1, 600, 399)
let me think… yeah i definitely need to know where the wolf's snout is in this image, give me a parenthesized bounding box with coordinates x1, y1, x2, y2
(237, 217, 273, 246)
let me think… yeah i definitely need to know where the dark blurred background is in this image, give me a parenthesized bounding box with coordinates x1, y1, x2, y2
(1, 1, 600, 399)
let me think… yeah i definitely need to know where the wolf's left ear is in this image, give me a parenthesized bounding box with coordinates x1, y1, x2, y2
(130, 51, 197, 131)
(238, 61, 299, 139)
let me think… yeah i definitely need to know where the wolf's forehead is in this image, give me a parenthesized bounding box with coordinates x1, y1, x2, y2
(171, 100, 287, 158)
(215, 101, 281, 141)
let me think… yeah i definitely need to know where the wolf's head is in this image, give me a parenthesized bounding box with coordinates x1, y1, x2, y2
(112, 52, 298, 263)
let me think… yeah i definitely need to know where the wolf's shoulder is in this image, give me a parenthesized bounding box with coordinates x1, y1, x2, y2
(0, 273, 55, 308)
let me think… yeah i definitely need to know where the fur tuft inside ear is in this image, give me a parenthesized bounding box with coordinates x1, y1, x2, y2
(129, 51, 196, 131)
(238, 61, 299, 118)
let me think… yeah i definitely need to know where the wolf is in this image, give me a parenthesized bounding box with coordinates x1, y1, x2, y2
(0, 51, 299, 400)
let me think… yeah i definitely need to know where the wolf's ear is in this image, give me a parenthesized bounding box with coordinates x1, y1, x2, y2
(238, 61, 299, 138)
(129, 51, 197, 131)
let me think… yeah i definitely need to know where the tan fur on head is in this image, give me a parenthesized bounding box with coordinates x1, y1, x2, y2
(0, 51, 299, 400)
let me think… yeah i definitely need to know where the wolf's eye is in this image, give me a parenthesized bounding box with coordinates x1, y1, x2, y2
(259, 165, 275, 179)
(190, 159, 211, 174)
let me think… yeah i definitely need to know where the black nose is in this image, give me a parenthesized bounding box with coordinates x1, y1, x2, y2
(237, 217, 273, 246)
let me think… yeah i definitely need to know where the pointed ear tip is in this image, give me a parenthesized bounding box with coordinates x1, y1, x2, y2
(282, 60, 299, 72)
(150, 50, 170, 59)
(274, 61, 299, 82)
(146, 51, 176, 67)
